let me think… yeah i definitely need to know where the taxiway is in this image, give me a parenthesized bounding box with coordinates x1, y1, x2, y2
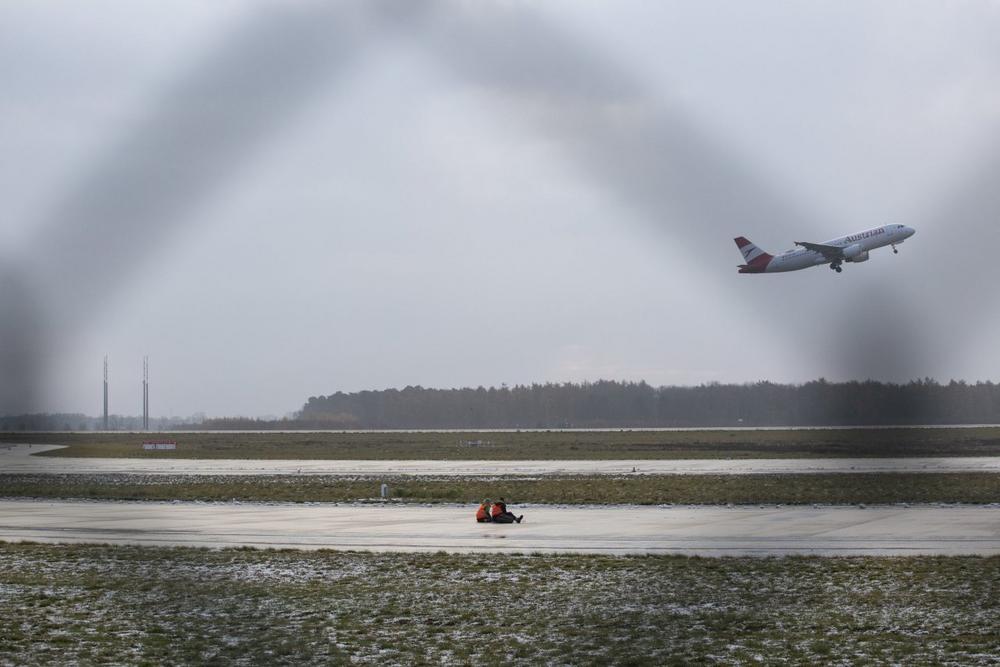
(2, 444, 999, 476)
(0, 499, 996, 556)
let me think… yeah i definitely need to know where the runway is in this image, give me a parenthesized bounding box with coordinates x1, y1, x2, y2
(0, 499, 996, 555)
(3, 445, 1000, 476)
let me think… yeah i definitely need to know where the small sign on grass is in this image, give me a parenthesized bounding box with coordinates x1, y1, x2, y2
(142, 440, 177, 450)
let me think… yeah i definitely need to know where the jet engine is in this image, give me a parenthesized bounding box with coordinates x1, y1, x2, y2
(843, 243, 868, 262)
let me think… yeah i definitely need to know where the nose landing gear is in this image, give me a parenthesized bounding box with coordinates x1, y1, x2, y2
(891, 244, 899, 254)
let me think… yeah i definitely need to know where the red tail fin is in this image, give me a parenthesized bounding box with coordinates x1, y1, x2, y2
(734, 237, 773, 273)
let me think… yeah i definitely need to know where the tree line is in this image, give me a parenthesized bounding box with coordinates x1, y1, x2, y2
(297, 379, 1000, 428)
(6, 379, 1000, 431)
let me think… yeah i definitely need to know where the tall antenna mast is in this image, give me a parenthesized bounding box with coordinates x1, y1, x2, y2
(142, 356, 149, 431)
(103, 355, 109, 430)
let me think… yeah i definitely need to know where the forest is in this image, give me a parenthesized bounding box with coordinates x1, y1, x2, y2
(7, 379, 1000, 431)
(295, 379, 1000, 428)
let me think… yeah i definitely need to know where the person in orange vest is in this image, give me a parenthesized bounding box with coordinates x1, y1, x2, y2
(490, 497, 523, 524)
(475, 499, 493, 523)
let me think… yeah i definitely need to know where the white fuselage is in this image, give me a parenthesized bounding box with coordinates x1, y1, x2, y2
(764, 224, 914, 273)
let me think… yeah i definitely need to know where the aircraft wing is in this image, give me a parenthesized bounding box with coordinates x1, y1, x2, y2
(794, 241, 844, 260)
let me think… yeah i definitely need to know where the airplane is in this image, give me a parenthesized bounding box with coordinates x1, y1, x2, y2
(734, 224, 915, 274)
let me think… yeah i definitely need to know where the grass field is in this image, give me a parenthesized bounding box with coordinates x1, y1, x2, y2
(0, 542, 996, 665)
(2, 472, 997, 505)
(5, 427, 1000, 459)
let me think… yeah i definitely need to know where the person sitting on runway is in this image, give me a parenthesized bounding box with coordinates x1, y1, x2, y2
(475, 499, 494, 523)
(490, 497, 523, 524)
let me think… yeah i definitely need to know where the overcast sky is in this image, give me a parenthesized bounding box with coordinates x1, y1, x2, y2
(3, 1, 1000, 418)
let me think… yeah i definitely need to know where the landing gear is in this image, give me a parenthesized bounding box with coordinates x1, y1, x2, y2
(892, 244, 898, 254)
(830, 262, 842, 273)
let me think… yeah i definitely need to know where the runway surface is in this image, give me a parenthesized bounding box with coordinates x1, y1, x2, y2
(0, 499, 996, 555)
(3, 445, 1000, 476)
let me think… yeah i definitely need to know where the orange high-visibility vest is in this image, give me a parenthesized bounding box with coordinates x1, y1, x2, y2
(476, 504, 490, 521)
(491, 502, 506, 518)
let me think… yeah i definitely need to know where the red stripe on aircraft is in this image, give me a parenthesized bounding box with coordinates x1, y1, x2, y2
(738, 251, 774, 274)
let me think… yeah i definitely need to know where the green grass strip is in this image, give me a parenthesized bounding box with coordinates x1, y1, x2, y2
(6, 427, 1000, 459)
(2, 472, 997, 504)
